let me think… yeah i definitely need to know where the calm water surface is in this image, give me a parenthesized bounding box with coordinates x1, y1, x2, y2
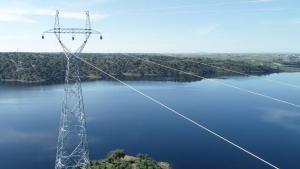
(0, 73, 300, 169)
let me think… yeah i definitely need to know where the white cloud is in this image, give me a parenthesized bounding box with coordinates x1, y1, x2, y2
(60, 11, 110, 20)
(262, 18, 300, 26)
(210, 0, 273, 6)
(195, 24, 219, 36)
(250, 0, 273, 2)
(0, 7, 109, 23)
(231, 0, 273, 4)
(115, 0, 275, 16)
(0, 13, 35, 23)
(58, 0, 112, 8)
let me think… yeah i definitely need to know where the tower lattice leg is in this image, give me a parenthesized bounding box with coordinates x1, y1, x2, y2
(55, 54, 89, 169)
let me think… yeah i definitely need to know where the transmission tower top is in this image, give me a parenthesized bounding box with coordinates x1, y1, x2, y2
(41, 10, 103, 169)
(42, 10, 103, 42)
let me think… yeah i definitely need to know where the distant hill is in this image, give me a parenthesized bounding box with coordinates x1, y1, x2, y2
(0, 52, 300, 84)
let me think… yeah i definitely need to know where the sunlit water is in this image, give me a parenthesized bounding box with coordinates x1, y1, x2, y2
(0, 72, 300, 169)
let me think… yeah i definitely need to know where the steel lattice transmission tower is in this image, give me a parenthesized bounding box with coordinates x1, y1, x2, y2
(42, 10, 102, 169)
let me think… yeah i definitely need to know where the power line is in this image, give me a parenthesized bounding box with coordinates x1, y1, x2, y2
(183, 58, 300, 89)
(42, 10, 103, 169)
(122, 54, 300, 109)
(74, 55, 280, 169)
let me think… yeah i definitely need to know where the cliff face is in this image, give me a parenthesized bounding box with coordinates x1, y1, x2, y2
(89, 149, 171, 169)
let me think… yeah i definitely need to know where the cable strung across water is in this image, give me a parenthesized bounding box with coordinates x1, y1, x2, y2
(74, 55, 280, 169)
(122, 54, 300, 109)
(184, 58, 300, 89)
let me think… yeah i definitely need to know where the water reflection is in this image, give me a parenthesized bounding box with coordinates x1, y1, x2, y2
(262, 108, 300, 134)
(0, 73, 300, 169)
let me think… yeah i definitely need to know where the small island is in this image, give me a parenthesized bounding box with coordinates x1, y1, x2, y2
(85, 149, 170, 169)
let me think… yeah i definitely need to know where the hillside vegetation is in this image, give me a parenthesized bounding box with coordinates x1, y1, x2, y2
(84, 149, 170, 169)
(0, 52, 300, 84)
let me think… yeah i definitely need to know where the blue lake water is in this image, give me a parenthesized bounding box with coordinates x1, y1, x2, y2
(0, 73, 300, 169)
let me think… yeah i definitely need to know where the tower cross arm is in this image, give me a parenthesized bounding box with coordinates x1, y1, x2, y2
(43, 28, 102, 35)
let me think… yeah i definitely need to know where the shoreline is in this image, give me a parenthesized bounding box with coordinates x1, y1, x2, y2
(1, 71, 299, 86)
(1, 52, 299, 85)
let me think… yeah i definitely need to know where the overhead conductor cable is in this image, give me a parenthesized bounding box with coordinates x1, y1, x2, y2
(74, 55, 280, 169)
(123, 54, 300, 109)
(185, 58, 300, 89)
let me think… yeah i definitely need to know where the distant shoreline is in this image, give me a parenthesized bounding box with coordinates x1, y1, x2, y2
(0, 52, 299, 85)
(0, 72, 281, 84)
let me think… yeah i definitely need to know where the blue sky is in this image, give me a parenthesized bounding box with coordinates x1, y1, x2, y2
(0, 0, 299, 53)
